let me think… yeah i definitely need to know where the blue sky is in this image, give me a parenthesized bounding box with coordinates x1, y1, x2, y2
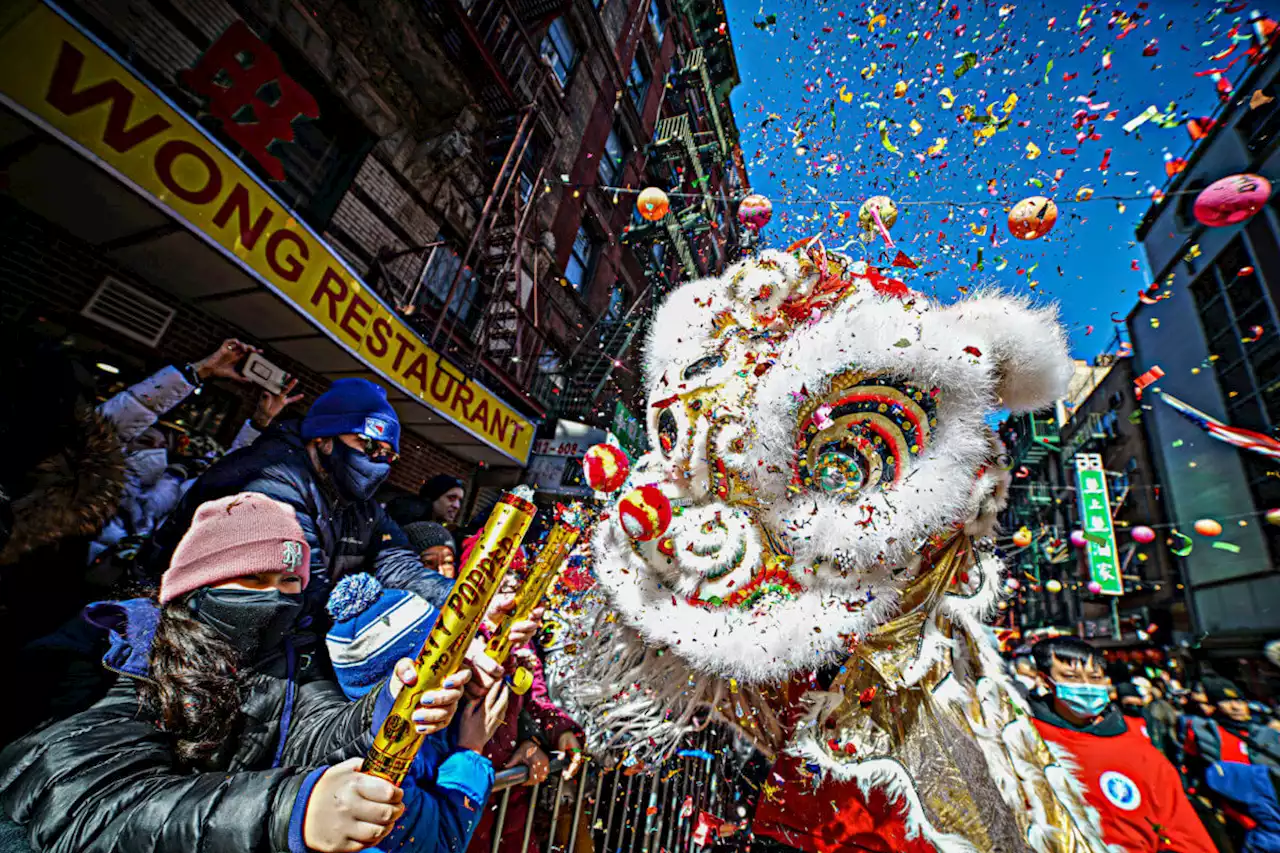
(724, 0, 1267, 362)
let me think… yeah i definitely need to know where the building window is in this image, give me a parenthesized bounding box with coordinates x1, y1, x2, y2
(417, 237, 481, 331)
(565, 225, 597, 292)
(606, 285, 626, 321)
(1239, 79, 1280, 154)
(627, 55, 651, 113)
(1189, 236, 1280, 550)
(648, 0, 665, 43)
(598, 127, 626, 185)
(541, 18, 579, 86)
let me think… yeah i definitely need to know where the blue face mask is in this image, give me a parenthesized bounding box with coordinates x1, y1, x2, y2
(1054, 681, 1112, 718)
(321, 440, 391, 503)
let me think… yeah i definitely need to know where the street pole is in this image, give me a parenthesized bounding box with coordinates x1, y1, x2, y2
(1111, 596, 1122, 643)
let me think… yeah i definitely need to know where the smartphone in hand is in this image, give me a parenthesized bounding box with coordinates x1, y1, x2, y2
(240, 352, 289, 395)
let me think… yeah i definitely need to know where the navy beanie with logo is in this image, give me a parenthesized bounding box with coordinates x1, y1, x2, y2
(301, 378, 401, 452)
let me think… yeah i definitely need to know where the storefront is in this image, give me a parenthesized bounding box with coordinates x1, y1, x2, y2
(0, 1, 536, 486)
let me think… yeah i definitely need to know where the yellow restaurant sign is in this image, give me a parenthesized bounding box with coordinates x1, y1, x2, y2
(0, 1, 535, 463)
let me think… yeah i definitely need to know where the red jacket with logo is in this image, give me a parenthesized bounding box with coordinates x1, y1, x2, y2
(1031, 700, 1215, 853)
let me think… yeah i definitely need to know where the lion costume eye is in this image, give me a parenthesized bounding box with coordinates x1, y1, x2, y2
(795, 374, 940, 498)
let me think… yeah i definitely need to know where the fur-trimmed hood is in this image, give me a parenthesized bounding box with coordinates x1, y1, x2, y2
(0, 406, 125, 565)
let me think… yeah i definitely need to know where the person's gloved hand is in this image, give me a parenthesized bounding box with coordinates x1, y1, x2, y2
(303, 757, 404, 852)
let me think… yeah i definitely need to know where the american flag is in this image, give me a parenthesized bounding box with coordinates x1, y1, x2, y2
(1160, 392, 1280, 461)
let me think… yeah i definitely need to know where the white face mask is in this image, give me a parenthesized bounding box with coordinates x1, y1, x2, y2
(126, 447, 168, 487)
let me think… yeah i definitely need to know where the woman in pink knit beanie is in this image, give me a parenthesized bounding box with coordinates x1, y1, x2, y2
(0, 492, 472, 853)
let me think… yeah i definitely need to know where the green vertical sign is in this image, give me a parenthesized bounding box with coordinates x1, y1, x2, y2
(612, 400, 648, 457)
(1074, 453, 1123, 596)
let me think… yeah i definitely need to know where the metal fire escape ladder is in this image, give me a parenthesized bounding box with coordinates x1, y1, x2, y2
(474, 158, 549, 376)
(655, 114, 714, 220)
(663, 215, 697, 277)
(431, 106, 535, 349)
(686, 48, 728, 157)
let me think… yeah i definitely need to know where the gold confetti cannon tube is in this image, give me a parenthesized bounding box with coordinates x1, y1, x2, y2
(362, 488, 537, 785)
(485, 506, 582, 669)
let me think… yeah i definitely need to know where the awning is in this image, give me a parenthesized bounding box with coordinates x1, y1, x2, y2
(0, 1, 536, 467)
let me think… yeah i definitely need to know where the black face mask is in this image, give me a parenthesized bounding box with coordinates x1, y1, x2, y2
(190, 588, 302, 661)
(320, 441, 391, 503)
(1120, 704, 1146, 718)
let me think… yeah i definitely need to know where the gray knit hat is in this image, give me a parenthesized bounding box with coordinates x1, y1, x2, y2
(403, 521, 455, 554)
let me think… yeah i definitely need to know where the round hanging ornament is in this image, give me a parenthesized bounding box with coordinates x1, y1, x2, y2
(583, 443, 631, 493)
(858, 196, 898, 247)
(637, 187, 670, 221)
(1193, 174, 1272, 227)
(1131, 525, 1156, 544)
(1008, 196, 1059, 240)
(618, 485, 673, 542)
(738, 194, 774, 230)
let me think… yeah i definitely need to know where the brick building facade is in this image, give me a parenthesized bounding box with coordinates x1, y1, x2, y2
(0, 0, 746, 512)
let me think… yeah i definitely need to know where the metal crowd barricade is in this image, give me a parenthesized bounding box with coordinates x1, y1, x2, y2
(484, 726, 741, 853)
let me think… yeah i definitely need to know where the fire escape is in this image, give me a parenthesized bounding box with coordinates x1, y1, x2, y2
(402, 0, 573, 415)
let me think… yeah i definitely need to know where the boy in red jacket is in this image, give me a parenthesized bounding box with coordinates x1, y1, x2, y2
(1029, 637, 1215, 853)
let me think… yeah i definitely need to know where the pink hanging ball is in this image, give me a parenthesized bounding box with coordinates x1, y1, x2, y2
(1087, 581, 1103, 594)
(1131, 525, 1156, 544)
(1069, 530, 1087, 548)
(1193, 173, 1272, 228)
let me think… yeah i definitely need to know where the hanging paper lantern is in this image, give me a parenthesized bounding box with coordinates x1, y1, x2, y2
(1012, 526, 1033, 548)
(618, 485, 673, 542)
(1087, 580, 1103, 594)
(1193, 173, 1272, 227)
(1193, 518, 1223, 537)
(857, 196, 899, 246)
(738, 194, 774, 230)
(637, 187, 670, 221)
(1131, 525, 1156, 544)
(583, 443, 631, 493)
(1069, 530, 1087, 548)
(1266, 508, 1280, 525)
(1046, 579, 1063, 594)
(1008, 196, 1059, 240)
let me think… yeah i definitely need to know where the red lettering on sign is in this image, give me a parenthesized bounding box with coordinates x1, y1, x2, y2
(338, 292, 371, 341)
(213, 183, 273, 250)
(402, 354, 430, 393)
(266, 228, 308, 282)
(367, 317, 393, 359)
(470, 398, 489, 430)
(391, 333, 417, 372)
(311, 267, 348, 321)
(452, 382, 475, 420)
(45, 42, 172, 153)
(179, 21, 318, 181)
(154, 139, 223, 205)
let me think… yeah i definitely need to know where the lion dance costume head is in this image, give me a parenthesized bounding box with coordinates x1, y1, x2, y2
(552, 239, 1118, 853)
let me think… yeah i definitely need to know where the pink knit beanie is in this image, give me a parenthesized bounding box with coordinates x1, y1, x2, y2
(160, 493, 311, 604)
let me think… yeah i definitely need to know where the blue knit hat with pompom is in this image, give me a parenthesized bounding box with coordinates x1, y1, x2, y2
(325, 574, 437, 698)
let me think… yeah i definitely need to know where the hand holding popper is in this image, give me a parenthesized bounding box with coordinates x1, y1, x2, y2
(362, 487, 537, 785)
(485, 504, 583, 693)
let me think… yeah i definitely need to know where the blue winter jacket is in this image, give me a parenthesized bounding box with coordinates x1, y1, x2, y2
(374, 727, 495, 853)
(1204, 761, 1280, 853)
(145, 420, 453, 618)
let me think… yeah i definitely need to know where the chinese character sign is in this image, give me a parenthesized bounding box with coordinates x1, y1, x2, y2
(180, 21, 318, 181)
(1074, 453, 1123, 596)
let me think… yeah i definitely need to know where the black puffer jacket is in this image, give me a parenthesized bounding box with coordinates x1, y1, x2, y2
(0, 598, 385, 853)
(146, 420, 452, 618)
